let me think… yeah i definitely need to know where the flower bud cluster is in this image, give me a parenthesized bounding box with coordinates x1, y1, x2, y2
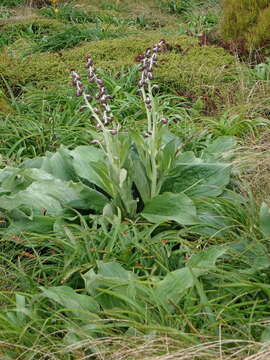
(71, 70, 83, 97)
(85, 56, 114, 126)
(138, 39, 165, 97)
(143, 131, 152, 138)
(71, 56, 116, 134)
(138, 39, 168, 126)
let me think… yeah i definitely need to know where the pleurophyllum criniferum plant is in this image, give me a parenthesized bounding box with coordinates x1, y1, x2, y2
(70, 39, 175, 217)
(69, 39, 235, 223)
(0, 39, 239, 234)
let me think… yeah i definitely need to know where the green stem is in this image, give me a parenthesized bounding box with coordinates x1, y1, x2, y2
(83, 93, 115, 170)
(141, 86, 152, 133)
(84, 93, 135, 216)
(147, 82, 158, 199)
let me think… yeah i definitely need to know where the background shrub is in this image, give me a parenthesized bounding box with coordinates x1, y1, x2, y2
(0, 32, 238, 111)
(220, 0, 270, 51)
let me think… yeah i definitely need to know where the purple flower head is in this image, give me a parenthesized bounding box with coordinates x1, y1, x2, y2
(109, 129, 118, 135)
(85, 56, 93, 68)
(71, 56, 118, 138)
(90, 139, 99, 145)
(160, 117, 168, 124)
(71, 70, 84, 97)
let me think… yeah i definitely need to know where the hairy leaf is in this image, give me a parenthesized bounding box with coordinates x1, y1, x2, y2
(141, 192, 197, 225)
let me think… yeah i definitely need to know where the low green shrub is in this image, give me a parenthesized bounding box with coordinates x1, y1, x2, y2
(0, 32, 238, 109)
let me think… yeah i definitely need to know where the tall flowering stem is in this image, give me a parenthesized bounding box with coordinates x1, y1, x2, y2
(71, 59, 136, 216)
(137, 39, 167, 199)
(71, 65, 118, 173)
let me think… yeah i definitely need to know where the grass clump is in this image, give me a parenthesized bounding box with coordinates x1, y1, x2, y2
(220, 0, 270, 52)
(159, 0, 198, 14)
(0, 0, 25, 6)
(40, 4, 165, 29)
(1, 1, 270, 359)
(40, 3, 95, 24)
(0, 6, 15, 20)
(31, 24, 131, 52)
(0, 18, 65, 49)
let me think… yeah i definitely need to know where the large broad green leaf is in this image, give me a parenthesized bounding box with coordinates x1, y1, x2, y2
(141, 192, 197, 225)
(155, 246, 228, 307)
(188, 198, 233, 237)
(260, 202, 270, 238)
(162, 158, 231, 197)
(202, 136, 236, 160)
(69, 146, 105, 185)
(83, 261, 137, 296)
(22, 145, 77, 181)
(40, 286, 100, 318)
(20, 145, 110, 206)
(67, 182, 108, 211)
(161, 130, 182, 148)
(230, 240, 270, 275)
(97, 261, 136, 279)
(161, 137, 235, 197)
(89, 161, 116, 196)
(159, 138, 179, 175)
(130, 155, 150, 203)
(6, 215, 56, 235)
(0, 180, 66, 215)
(0, 167, 55, 194)
(0, 179, 107, 216)
(83, 262, 142, 311)
(22, 145, 107, 189)
(0, 165, 108, 234)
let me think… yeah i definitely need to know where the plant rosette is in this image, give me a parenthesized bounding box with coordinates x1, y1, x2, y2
(0, 41, 237, 235)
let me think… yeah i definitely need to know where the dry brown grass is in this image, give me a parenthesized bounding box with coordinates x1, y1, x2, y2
(1, 337, 267, 360)
(233, 132, 270, 204)
(0, 5, 37, 23)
